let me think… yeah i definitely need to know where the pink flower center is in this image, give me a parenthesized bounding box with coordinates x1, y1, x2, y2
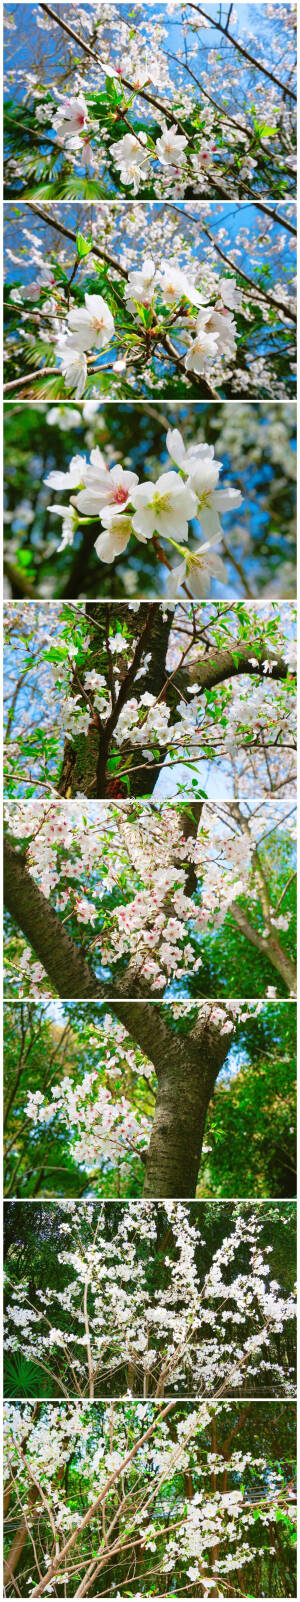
(113, 486, 129, 505)
(77, 112, 85, 127)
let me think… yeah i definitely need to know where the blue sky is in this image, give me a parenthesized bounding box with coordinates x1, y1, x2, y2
(4, 201, 296, 295)
(4, 1, 296, 115)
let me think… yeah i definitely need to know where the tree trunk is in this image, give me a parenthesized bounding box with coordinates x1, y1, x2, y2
(56, 613, 293, 801)
(58, 603, 172, 799)
(3, 1404, 43, 1584)
(4, 839, 234, 1196)
(143, 1019, 229, 1197)
(4, 1484, 41, 1585)
(4, 837, 108, 1000)
(230, 903, 297, 993)
(4, 1491, 42, 1583)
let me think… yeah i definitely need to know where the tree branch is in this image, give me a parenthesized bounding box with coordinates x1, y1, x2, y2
(186, 5, 296, 99)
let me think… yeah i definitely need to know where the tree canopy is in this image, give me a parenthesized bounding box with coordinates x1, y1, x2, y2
(4, 1398, 297, 1596)
(3, 600, 296, 801)
(3, 999, 296, 1200)
(4, 3, 296, 201)
(4, 1199, 296, 1400)
(4, 201, 296, 401)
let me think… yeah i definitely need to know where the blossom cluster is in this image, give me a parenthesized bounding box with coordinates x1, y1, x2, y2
(4, 1395, 295, 1597)
(36, 91, 218, 193)
(50, 261, 242, 398)
(4, 1204, 296, 1398)
(4, 0, 296, 208)
(3, 599, 296, 808)
(46, 423, 242, 595)
(3, 1001, 260, 1193)
(6, 201, 296, 403)
(25, 1073, 151, 1171)
(4, 798, 295, 998)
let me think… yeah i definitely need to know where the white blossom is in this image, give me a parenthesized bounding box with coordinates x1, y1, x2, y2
(131, 471, 197, 541)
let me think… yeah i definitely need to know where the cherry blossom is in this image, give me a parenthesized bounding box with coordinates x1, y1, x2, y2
(110, 131, 149, 192)
(4, 3, 296, 203)
(130, 472, 197, 543)
(64, 292, 115, 354)
(4, 1203, 296, 1400)
(4, 203, 296, 403)
(53, 343, 87, 399)
(51, 92, 90, 142)
(94, 514, 135, 562)
(167, 540, 228, 597)
(43, 424, 243, 589)
(158, 258, 204, 307)
(3, 1397, 296, 1598)
(155, 125, 188, 165)
(4, 798, 296, 1001)
(124, 257, 157, 307)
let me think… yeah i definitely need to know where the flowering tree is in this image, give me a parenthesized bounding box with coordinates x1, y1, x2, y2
(3, 1398, 296, 1596)
(4, 1200, 296, 1401)
(3, 999, 297, 1199)
(4, 600, 296, 801)
(4, 799, 296, 1192)
(4, 201, 296, 400)
(4, 2, 296, 200)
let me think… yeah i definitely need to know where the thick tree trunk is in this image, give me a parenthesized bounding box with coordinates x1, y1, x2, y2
(4, 839, 231, 1196)
(3, 835, 208, 1058)
(143, 1019, 229, 1197)
(230, 903, 297, 993)
(57, 617, 293, 801)
(58, 603, 172, 799)
(5, 828, 295, 1005)
(4, 837, 108, 1000)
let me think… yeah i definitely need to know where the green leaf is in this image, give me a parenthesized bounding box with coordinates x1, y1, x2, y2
(105, 74, 123, 104)
(17, 550, 33, 568)
(44, 647, 68, 663)
(76, 232, 92, 260)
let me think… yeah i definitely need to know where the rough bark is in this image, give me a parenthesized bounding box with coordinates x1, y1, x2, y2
(4, 837, 108, 1001)
(143, 1018, 229, 1197)
(3, 837, 206, 1061)
(58, 603, 172, 799)
(188, 641, 294, 692)
(58, 627, 294, 800)
(230, 903, 296, 993)
(173, 801, 204, 895)
(4, 826, 296, 1199)
(5, 819, 295, 1006)
(4, 838, 229, 1196)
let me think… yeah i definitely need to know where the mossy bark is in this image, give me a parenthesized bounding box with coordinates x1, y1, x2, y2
(57, 618, 294, 801)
